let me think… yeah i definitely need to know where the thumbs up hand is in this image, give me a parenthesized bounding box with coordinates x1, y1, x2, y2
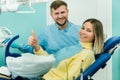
(31, 29, 36, 37)
(28, 30, 40, 51)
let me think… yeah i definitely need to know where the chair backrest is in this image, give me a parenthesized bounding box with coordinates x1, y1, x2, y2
(104, 36, 120, 54)
(77, 36, 120, 80)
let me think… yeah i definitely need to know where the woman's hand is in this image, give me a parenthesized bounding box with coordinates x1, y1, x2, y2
(28, 30, 40, 52)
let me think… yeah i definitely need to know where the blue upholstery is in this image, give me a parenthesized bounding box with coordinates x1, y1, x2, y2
(104, 36, 120, 53)
(77, 36, 120, 80)
(5, 35, 21, 57)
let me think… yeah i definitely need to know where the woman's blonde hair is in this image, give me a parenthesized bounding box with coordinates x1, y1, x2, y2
(83, 18, 104, 54)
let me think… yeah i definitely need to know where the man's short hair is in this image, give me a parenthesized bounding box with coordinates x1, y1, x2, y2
(50, 0, 68, 10)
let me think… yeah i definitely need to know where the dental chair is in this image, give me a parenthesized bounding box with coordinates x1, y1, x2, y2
(77, 36, 120, 80)
(1, 35, 120, 80)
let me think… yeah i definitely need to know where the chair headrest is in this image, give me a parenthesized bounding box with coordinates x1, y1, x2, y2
(104, 36, 120, 53)
(5, 35, 21, 58)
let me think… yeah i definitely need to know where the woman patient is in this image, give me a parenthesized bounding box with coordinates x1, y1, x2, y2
(28, 18, 104, 80)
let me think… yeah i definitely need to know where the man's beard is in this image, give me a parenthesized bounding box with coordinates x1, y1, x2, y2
(56, 20, 68, 27)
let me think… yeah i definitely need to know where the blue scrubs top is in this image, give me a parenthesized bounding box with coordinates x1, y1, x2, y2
(20, 21, 81, 54)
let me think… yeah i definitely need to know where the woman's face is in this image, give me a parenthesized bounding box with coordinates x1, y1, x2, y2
(79, 22, 95, 43)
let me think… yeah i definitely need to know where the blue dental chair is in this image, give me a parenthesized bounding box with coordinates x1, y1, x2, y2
(77, 36, 120, 80)
(3, 35, 120, 80)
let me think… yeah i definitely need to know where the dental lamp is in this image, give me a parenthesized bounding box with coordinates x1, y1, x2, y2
(0, 0, 50, 13)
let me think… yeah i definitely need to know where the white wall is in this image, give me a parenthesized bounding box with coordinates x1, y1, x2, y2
(46, 0, 112, 80)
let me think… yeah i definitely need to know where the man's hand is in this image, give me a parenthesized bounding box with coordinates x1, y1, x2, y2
(28, 30, 40, 51)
